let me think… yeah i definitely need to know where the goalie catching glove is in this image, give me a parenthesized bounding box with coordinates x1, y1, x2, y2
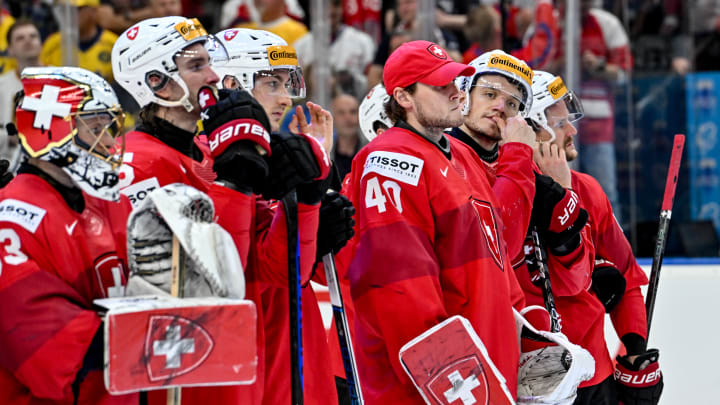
(515, 306, 595, 405)
(532, 173, 588, 255)
(615, 349, 663, 405)
(126, 183, 245, 298)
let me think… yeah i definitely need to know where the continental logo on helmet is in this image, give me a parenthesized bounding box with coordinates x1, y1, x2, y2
(548, 76, 567, 100)
(487, 54, 533, 86)
(267, 46, 298, 66)
(174, 18, 207, 41)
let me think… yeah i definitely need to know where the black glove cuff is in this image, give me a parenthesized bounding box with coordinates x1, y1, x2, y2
(592, 264, 627, 313)
(621, 333, 648, 356)
(213, 141, 269, 195)
(546, 208, 588, 254)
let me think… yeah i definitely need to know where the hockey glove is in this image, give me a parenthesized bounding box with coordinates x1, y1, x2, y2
(316, 191, 355, 261)
(532, 172, 588, 255)
(199, 87, 272, 194)
(591, 258, 626, 313)
(263, 130, 331, 203)
(615, 349, 663, 405)
(0, 159, 13, 188)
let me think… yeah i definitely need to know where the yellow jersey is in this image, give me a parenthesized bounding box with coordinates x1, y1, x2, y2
(0, 12, 16, 75)
(41, 27, 117, 83)
(236, 16, 308, 46)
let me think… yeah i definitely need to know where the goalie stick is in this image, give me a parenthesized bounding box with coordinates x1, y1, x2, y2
(645, 134, 685, 336)
(322, 253, 363, 405)
(531, 226, 561, 333)
(284, 191, 304, 405)
(167, 236, 185, 405)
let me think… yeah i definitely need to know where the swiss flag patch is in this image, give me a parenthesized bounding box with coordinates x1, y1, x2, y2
(145, 315, 214, 381)
(427, 44, 448, 60)
(470, 198, 504, 270)
(224, 29, 239, 41)
(197, 86, 217, 109)
(126, 26, 139, 40)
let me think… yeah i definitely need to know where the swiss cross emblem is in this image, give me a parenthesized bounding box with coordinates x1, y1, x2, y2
(21, 84, 71, 130)
(224, 29, 239, 41)
(427, 356, 490, 405)
(470, 198, 504, 270)
(145, 316, 214, 381)
(127, 26, 139, 40)
(427, 44, 448, 60)
(198, 87, 216, 109)
(94, 253, 126, 298)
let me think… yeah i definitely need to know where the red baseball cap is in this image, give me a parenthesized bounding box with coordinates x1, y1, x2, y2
(383, 40, 475, 95)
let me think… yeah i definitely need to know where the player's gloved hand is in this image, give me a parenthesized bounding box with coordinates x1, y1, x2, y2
(532, 172, 588, 255)
(0, 159, 13, 188)
(199, 87, 272, 195)
(615, 349, 663, 405)
(591, 258, 626, 313)
(263, 131, 331, 203)
(316, 191, 355, 261)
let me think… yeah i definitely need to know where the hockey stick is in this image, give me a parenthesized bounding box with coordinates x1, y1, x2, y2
(322, 253, 363, 405)
(167, 236, 185, 405)
(645, 134, 685, 336)
(283, 191, 304, 405)
(531, 226, 561, 333)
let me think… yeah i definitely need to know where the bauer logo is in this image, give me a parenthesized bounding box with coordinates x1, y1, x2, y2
(0, 199, 46, 233)
(548, 77, 567, 100)
(362, 151, 424, 186)
(267, 46, 298, 66)
(488, 55, 533, 86)
(174, 18, 207, 41)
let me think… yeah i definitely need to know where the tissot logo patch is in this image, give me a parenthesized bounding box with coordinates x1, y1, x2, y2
(145, 315, 214, 381)
(0, 199, 46, 233)
(120, 177, 160, 208)
(362, 151, 424, 186)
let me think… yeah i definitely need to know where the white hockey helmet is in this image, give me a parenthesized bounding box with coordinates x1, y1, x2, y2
(16, 66, 126, 201)
(526, 71, 584, 143)
(358, 84, 392, 142)
(456, 49, 534, 116)
(112, 16, 226, 111)
(211, 28, 305, 98)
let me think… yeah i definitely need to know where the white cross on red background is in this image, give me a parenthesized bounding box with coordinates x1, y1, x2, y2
(444, 370, 480, 405)
(21, 85, 71, 130)
(153, 325, 195, 369)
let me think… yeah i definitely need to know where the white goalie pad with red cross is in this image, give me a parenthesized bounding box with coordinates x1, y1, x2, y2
(399, 315, 515, 405)
(95, 296, 257, 394)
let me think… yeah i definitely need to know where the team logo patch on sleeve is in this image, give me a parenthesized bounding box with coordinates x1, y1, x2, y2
(362, 151, 424, 186)
(0, 199, 46, 233)
(121, 177, 161, 208)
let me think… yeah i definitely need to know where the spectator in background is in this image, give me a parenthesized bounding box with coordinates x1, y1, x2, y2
(0, 19, 42, 161)
(556, 0, 632, 221)
(462, 5, 501, 64)
(330, 93, 365, 180)
(294, 0, 376, 96)
(41, 0, 118, 83)
(0, 8, 15, 75)
(367, 0, 461, 89)
(97, 0, 156, 35)
(150, 0, 182, 16)
(234, 0, 308, 45)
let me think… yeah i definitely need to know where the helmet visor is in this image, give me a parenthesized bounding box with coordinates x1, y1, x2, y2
(545, 91, 584, 130)
(472, 76, 525, 116)
(253, 67, 305, 99)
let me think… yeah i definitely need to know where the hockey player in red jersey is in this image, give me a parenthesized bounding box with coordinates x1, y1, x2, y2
(525, 71, 662, 405)
(211, 27, 347, 405)
(111, 17, 333, 404)
(0, 66, 134, 404)
(344, 40, 521, 404)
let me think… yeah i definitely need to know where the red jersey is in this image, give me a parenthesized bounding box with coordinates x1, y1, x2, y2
(345, 125, 520, 403)
(0, 173, 135, 405)
(121, 128, 334, 405)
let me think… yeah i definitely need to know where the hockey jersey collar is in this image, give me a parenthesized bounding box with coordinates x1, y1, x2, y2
(395, 120, 452, 160)
(447, 126, 499, 163)
(18, 163, 85, 213)
(137, 117, 203, 162)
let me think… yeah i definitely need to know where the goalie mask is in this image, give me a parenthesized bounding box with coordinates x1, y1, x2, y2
(16, 66, 126, 201)
(112, 16, 228, 112)
(358, 83, 392, 142)
(526, 71, 584, 143)
(456, 50, 534, 116)
(211, 28, 306, 98)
